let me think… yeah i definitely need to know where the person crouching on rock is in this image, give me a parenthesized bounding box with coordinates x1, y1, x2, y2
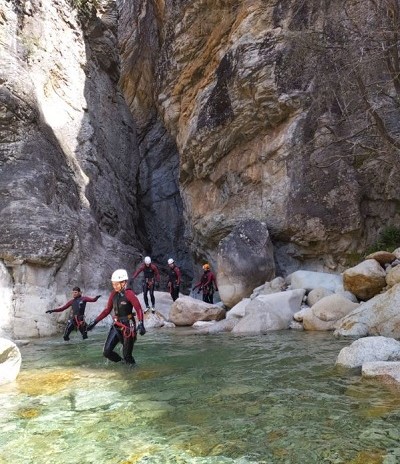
(87, 269, 146, 366)
(45, 287, 101, 341)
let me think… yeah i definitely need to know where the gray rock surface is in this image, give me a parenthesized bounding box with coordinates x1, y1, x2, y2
(335, 283, 400, 338)
(336, 336, 400, 368)
(0, 1, 143, 337)
(0, 338, 21, 385)
(169, 295, 226, 326)
(216, 220, 275, 308)
(232, 289, 305, 333)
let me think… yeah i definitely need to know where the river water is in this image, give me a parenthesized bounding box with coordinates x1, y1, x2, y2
(1, 329, 400, 464)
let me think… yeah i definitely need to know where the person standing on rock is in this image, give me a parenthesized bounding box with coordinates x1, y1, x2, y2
(132, 256, 160, 313)
(167, 258, 181, 301)
(46, 287, 101, 341)
(193, 263, 218, 304)
(87, 269, 146, 366)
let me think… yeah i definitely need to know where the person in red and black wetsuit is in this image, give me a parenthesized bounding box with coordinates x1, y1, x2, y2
(132, 256, 160, 313)
(167, 258, 181, 301)
(87, 269, 146, 365)
(45, 287, 101, 341)
(193, 263, 219, 304)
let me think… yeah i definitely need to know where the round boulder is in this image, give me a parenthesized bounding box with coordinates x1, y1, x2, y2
(0, 338, 22, 385)
(216, 220, 275, 308)
(343, 259, 386, 300)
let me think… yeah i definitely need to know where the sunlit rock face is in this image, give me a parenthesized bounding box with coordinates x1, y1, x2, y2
(118, 0, 400, 275)
(0, 1, 142, 337)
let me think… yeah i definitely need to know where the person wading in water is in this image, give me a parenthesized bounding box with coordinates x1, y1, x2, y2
(87, 269, 146, 366)
(46, 287, 101, 341)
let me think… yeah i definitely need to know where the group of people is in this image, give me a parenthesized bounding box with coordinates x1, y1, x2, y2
(131, 256, 182, 312)
(45, 257, 218, 366)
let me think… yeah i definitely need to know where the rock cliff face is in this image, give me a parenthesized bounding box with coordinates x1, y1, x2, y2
(118, 0, 400, 275)
(0, 0, 144, 337)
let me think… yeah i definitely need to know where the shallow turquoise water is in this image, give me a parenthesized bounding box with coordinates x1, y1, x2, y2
(1, 329, 400, 464)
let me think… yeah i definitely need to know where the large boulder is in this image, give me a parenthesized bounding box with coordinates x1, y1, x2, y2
(137, 291, 174, 327)
(306, 287, 334, 307)
(301, 294, 359, 331)
(301, 307, 337, 331)
(226, 298, 251, 319)
(336, 336, 400, 368)
(343, 259, 386, 300)
(169, 296, 226, 326)
(312, 294, 359, 322)
(335, 283, 400, 338)
(0, 338, 21, 385)
(232, 289, 305, 334)
(287, 270, 343, 293)
(364, 251, 396, 266)
(385, 265, 400, 287)
(216, 220, 275, 308)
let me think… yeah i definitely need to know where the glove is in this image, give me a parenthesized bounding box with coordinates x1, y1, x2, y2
(137, 322, 146, 336)
(45, 309, 55, 314)
(87, 321, 97, 331)
(96, 295, 102, 300)
(197, 289, 201, 294)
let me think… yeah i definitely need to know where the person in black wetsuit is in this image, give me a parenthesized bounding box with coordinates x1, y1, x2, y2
(46, 287, 101, 341)
(87, 269, 146, 365)
(167, 258, 181, 301)
(132, 256, 160, 313)
(193, 264, 219, 304)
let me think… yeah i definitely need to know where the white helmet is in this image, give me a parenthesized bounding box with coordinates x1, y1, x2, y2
(168, 258, 174, 265)
(111, 269, 129, 282)
(144, 256, 151, 264)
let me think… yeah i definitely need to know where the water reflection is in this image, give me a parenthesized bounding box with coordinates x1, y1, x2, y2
(1, 329, 400, 463)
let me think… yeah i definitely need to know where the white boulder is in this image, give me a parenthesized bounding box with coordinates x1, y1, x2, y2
(0, 338, 21, 385)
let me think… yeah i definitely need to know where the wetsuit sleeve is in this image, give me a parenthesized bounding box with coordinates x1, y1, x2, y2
(174, 267, 182, 285)
(132, 264, 144, 279)
(152, 264, 160, 282)
(212, 273, 218, 290)
(93, 292, 115, 323)
(52, 299, 74, 312)
(82, 296, 98, 303)
(126, 290, 144, 322)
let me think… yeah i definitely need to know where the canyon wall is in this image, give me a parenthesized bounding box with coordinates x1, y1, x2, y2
(0, 0, 142, 337)
(118, 0, 400, 276)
